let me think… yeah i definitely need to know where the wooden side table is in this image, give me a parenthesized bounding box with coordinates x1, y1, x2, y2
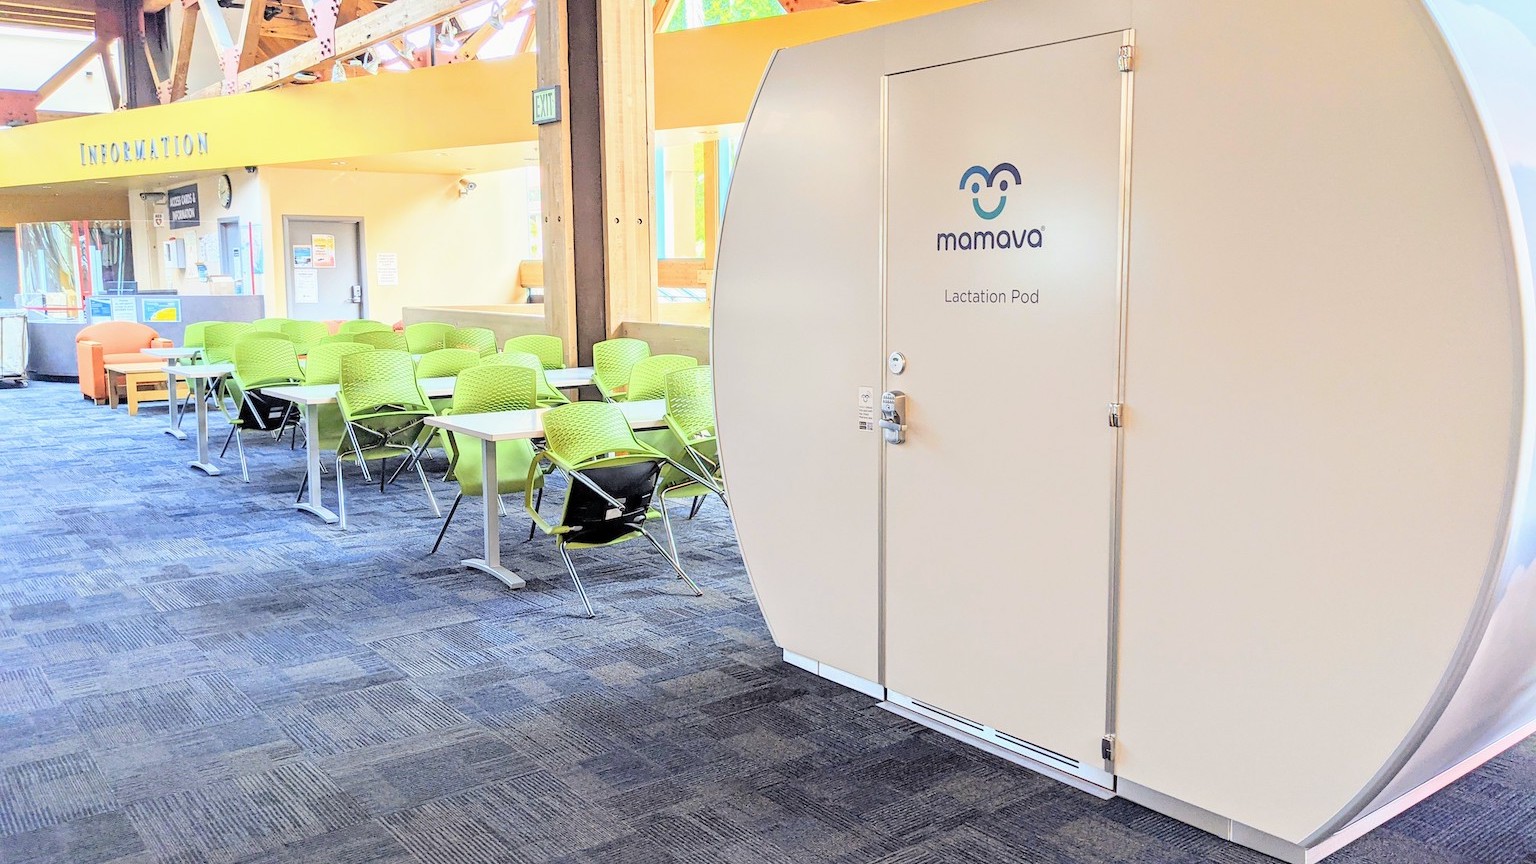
(105, 362, 188, 415)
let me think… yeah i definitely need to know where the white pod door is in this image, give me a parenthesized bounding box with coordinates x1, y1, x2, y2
(881, 30, 1132, 784)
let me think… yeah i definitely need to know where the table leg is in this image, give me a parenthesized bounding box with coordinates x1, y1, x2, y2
(189, 377, 220, 476)
(294, 402, 338, 523)
(463, 437, 525, 589)
(163, 369, 186, 440)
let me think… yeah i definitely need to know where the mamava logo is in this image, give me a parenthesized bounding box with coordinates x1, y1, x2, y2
(959, 163, 1021, 220)
(937, 161, 1044, 252)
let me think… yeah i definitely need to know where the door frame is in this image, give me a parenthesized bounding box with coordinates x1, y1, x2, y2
(0, 228, 17, 308)
(281, 215, 368, 319)
(217, 217, 242, 293)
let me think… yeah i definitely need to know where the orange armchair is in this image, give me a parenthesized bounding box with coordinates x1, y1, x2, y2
(76, 321, 173, 404)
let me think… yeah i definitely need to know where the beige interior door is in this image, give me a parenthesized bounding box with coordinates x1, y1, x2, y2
(286, 218, 364, 321)
(882, 31, 1130, 779)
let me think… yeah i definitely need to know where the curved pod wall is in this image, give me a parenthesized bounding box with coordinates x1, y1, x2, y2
(713, 0, 1536, 860)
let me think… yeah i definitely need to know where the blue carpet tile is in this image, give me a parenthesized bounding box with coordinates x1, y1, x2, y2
(3, 380, 1536, 863)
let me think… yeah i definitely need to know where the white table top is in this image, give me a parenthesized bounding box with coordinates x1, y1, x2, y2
(427, 399, 668, 442)
(546, 367, 595, 388)
(161, 363, 234, 378)
(143, 347, 201, 359)
(262, 367, 594, 406)
(105, 362, 173, 373)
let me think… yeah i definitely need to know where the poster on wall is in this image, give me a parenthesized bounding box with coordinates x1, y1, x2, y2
(294, 268, 320, 304)
(109, 297, 137, 322)
(312, 234, 335, 268)
(250, 224, 265, 275)
(198, 233, 219, 269)
(292, 245, 313, 267)
(88, 297, 113, 322)
(377, 252, 398, 286)
(142, 298, 181, 323)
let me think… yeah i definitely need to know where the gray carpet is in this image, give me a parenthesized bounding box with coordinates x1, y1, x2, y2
(2, 380, 1534, 864)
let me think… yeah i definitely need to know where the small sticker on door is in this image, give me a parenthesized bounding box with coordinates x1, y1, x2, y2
(857, 386, 876, 431)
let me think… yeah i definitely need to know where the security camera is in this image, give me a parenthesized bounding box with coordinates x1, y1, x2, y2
(457, 179, 478, 197)
(244, 166, 257, 173)
(139, 192, 167, 203)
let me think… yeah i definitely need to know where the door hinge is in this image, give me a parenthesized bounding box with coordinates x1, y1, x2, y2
(1118, 45, 1134, 73)
(1101, 734, 1116, 761)
(1108, 403, 1123, 428)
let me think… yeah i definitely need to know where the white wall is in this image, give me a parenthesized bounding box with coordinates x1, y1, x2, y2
(0, 26, 112, 114)
(260, 165, 535, 322)
(129, 168, 266, 295)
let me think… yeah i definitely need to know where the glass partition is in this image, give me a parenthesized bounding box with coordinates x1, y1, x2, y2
(15, 220, 135, 322)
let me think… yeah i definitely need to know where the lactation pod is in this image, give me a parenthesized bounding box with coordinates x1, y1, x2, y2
(713, 1, 1536, 862)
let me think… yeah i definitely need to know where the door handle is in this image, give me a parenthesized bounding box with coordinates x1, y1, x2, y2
(881, 390, 907, 444)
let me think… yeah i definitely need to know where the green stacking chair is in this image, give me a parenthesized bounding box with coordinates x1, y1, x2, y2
(217, 334, 304, 482)
(591, 338, 650, 401)
(173, 321, 218, 419)
(316, 333, 363, 346)
(305, 342, 374, 386)
(338, 319, 391, 335)
(656, 366, 728, 567)
(415, 348, 482, 414)
(430, 365, 544, 556)
(624, 354, 698, 402)
(197, 323, 256, 421)
(445, 326, 497, 358)
(281, 320, 329, 356)
(503, 334, 565, 370)
(404, 322, 454, 354)
(334, 350, 440, 529)
(202, 322, 255, 364)
(416, 348, 481, 380)
(183, 321, 219, 351)
(253, 317, 293, 333)
(620, 355, 699, 475)
(525, 401, 702, 618)
(482, 351, 569, 407)
(355, 330, 409, 352)
(291, 343, 374, 501)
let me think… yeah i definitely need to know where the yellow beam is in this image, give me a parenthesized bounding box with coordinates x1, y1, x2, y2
(197, 0, 236, 51)
(0, 9, 92, 27)
(237, 0, 270, 70)
(35, 36, 104, 101)
(260, 17, 318, 42)
(168, 1, 199, 101)
(216, 0, 482, 95)
(0, 0, 93, 13)
(652, 0, 678, 32)
(97, 39, 121, 109)
(141, 33, 166, 92)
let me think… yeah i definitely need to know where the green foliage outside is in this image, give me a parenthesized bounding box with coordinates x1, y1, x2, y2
(659, 0, 785, 33)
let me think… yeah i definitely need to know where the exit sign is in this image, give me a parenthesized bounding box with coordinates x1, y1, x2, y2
(532, 86, 562, 125)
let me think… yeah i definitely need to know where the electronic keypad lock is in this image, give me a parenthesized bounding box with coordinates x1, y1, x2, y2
(880, 390, 907, 444)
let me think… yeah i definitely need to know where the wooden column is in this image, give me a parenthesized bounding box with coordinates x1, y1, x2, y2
(534, 0, 579, 363)
(598, 0, 658, 332)
(535, 0, 656, 366)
